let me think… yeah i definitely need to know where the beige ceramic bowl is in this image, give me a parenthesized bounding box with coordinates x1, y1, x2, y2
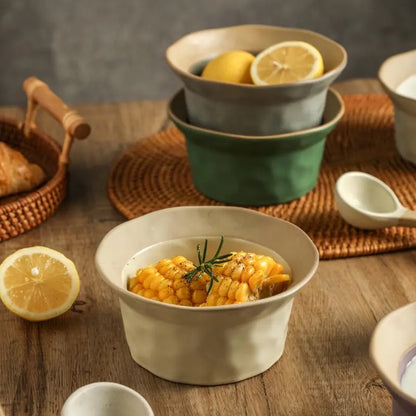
(370, 302, 416, 416)
(166, 24, 347, 135)
(378, 49, 416, 164)
(95, 206, 319, 385)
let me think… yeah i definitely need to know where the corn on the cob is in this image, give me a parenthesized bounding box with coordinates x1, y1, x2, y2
(203, 251, 290, 306)
(127, 245, 290, 307)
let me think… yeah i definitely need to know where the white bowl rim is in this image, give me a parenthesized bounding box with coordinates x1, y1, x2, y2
(61, 381, 154, 415)
(378, 49, 416, 103)
(96, 206, 319, 312)
(165, 24, 348, 89)
(369, 301, 416, 405)
(168, 87, 345, 140)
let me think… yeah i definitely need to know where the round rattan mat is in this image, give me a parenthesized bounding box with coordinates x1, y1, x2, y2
(107, 94, 416, 260)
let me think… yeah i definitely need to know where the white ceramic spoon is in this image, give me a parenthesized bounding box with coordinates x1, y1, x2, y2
(335, 171, 416, 229)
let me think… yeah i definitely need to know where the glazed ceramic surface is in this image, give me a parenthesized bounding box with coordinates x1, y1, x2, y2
(61, 382, 153, 416)
(334, 171, 414, 229)
(378, 49, 416, 164)
(95, 206, 319, 385)
(169, 88, 344, 206)
(370, 302, 416, 416)
(166, 24, 347, 135)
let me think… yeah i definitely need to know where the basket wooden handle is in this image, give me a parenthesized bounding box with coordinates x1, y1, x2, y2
(23, 77, 91, 139)
(22, 76, 91, 165)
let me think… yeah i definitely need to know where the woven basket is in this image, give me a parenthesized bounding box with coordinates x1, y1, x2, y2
(0, 77, 90, 242)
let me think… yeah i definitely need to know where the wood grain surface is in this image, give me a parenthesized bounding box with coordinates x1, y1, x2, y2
(0, 79, 411, 416)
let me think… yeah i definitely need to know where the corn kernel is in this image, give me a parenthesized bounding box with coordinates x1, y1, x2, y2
(159, 287, 174, 300)
(142, 274, 154, 289)
(143, 288, 156, 299)
(241, 265, 255, 282)
(228, 280, 240, 300)
(218, 277, 232, 297)
(131, 283, 143, 294)
(138, 266, 156, 283)
(192, 289, 207, 305)
(163, 295, 179, 304)
(179, 299, 193, 307)
(248, 270, 265, 292)
(230, 263, 245, 280)
(205, 293, 220, 306)
(221, 262, 234, 277)
(235, 282, 250, 302)
(216, 296, 227, 306)
(172, 279, 186, 290)
(159, 279, 171, 290)
(176, 286, 191, 300)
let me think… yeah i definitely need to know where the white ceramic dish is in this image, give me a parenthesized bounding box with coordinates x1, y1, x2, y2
(370, 302, 416, 416)
(378, 49, 416, 164)
(95, 206, 319, 385)
(61, 382, 153, 416)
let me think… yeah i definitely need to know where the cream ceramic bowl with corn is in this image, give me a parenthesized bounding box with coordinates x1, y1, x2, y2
(95, 206, 319, 385)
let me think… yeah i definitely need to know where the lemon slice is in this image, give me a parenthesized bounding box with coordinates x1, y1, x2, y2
(201, 50, 255, 84)
(0, 246, 80, 321)
(250, 41, 324, 85)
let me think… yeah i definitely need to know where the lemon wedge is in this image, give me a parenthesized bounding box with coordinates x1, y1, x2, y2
(201, 50, 255, 84)
(0, 246, 80, 321)
(250, 41, 324, 85)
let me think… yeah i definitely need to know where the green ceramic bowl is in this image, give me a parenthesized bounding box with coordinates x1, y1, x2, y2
(168, 88, 344, 206)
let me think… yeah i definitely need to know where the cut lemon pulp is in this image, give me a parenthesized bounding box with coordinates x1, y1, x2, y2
(0, 246, 80, 321)
(250, 41, 324, 85)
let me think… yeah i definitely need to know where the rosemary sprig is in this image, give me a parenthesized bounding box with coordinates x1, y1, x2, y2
(184, 236, 232, 294)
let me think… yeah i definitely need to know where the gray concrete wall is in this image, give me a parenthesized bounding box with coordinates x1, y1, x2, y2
(1, 0, 415, 105)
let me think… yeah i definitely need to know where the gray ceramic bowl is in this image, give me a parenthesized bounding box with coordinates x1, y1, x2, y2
(168, 88, 344, 206)
(166, 24, 347, 136)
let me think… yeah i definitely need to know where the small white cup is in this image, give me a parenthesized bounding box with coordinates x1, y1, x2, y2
(61, 382, 153, 416)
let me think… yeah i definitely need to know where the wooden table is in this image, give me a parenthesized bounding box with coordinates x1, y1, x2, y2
(0, 79, 408, 415)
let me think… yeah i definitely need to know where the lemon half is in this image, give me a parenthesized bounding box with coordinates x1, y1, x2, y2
(250, 41, 324, 85)
(0, 246, 80, 321)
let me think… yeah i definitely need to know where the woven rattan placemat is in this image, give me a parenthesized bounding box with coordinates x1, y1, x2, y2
(107, 94, 416, 260)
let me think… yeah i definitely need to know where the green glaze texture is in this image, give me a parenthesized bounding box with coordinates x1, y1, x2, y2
(169, 88, 344, 206)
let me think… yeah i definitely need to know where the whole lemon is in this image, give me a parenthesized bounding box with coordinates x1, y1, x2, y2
(201, 50, 255, 84)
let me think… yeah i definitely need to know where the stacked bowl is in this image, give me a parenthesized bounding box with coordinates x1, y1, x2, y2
(166, 24, 347, 206)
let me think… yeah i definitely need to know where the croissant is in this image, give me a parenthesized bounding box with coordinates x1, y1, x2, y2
(0, 142, 46, 198)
